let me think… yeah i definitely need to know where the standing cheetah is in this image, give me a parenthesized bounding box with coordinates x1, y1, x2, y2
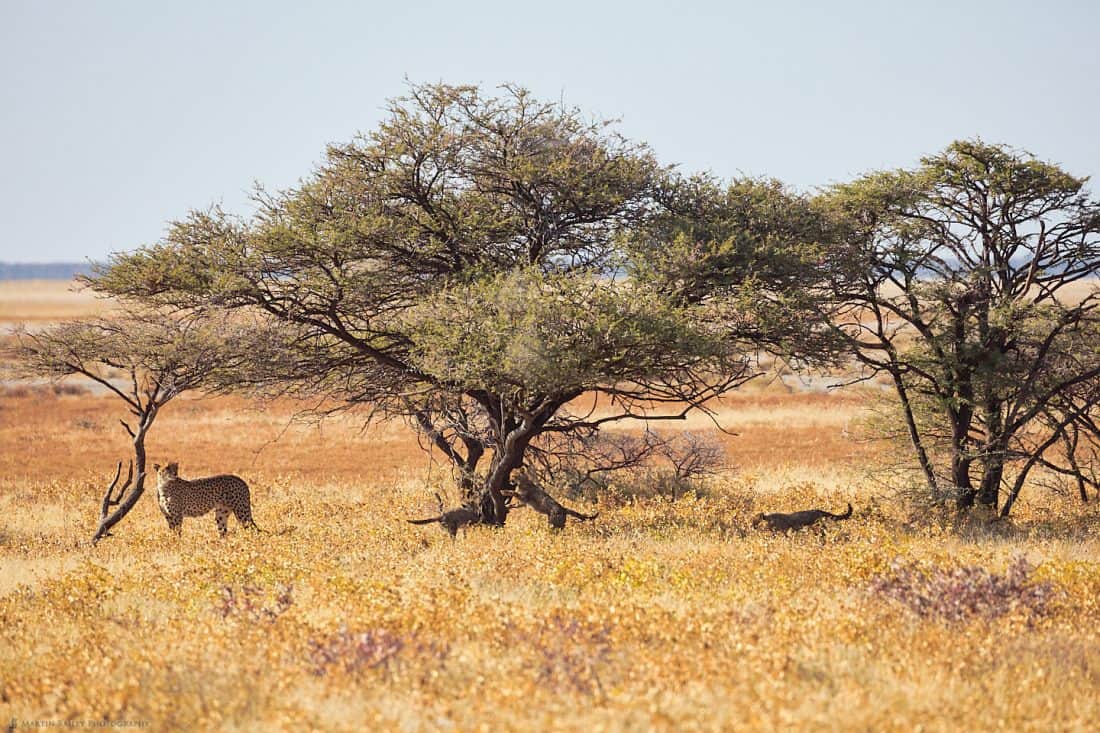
(154, 462, 259, 536)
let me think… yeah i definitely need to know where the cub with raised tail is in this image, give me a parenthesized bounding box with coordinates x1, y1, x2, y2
(407, 493, 480, 538)
(755, 503, 852, 532)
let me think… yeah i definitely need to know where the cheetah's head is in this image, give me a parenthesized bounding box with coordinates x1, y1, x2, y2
(155, 462, 179, 479)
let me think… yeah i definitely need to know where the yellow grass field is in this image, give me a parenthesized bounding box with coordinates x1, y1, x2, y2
(1, 282, 1099, 731)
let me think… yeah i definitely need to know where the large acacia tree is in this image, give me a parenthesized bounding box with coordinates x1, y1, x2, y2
(90, 83, 827, 524)
(821, 140, 1100, 514)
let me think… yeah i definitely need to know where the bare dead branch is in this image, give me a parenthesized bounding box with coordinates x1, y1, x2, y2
(92, 460, 140, 546)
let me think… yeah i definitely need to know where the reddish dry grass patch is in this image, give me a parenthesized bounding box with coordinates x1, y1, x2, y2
(0, 386, 880, 487)
(0, 391, 429, 484)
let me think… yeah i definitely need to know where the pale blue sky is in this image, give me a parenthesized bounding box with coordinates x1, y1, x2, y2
(2, 0, 1098, 263)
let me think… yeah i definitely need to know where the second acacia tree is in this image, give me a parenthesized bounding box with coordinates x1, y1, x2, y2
(820, 141, 1100, 514)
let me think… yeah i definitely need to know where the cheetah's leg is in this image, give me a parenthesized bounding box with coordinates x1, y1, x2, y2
(215, 507, 230, 537)
(232, 501, 258, 531)
(167, 511, 183, 536)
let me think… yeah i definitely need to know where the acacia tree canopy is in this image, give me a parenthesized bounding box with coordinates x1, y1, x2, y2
(402, 269, 726, 399)
(87, 83, 834, 524)
(626, 175, 840, 365)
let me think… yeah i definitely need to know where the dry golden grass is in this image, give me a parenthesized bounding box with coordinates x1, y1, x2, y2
(2, 388, 1099, 732)
(2, 282, 1099, 731)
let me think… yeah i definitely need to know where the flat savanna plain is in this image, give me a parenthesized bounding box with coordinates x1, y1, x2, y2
(1, 282, 1099, 732)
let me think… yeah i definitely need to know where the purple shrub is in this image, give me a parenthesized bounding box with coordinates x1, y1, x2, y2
(528, 615, 613, 697)
(216, 584, 294, 622)
(869, 557, 1059, 622)
(308, 628, 405, 676)
(306, 627, 448, 677)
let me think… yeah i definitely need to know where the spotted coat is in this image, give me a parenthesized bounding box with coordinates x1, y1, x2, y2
(154, 462, 257, 536)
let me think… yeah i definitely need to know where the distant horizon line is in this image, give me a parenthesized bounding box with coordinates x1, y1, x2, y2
(0, 260, 99, 265)
(0, 261, 97, 280)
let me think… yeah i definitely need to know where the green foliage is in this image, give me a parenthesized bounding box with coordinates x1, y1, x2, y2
(628, 176, 840, 364)
(403, 269, 722, 400)
(631, 177, 827, 297)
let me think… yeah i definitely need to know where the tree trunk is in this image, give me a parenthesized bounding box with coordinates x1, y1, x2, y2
(1063, 431, 1089, 504)
(474, 406, 556, 526)
(977, 462, 1003, 510)
(951, 427, 977, 510)
(975, 390, 1006, 509)
(977, 444, 1005, 510)
(91, 422, 150, 544)
(1000, 473, 1022, 517)
(889, 370, 940, 497)
(458, 439, 485, 496)
(952, 452, 976, 509)
(413, 410, 485, 497)
(1002, 422, 1087, 517)
(479, 431, 534, 526)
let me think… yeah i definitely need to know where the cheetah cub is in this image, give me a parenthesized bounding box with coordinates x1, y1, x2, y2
(154, 462, 259, 537)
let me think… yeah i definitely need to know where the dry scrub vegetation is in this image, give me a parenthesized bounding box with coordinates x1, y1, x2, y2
(2, 284, 1100, 731)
